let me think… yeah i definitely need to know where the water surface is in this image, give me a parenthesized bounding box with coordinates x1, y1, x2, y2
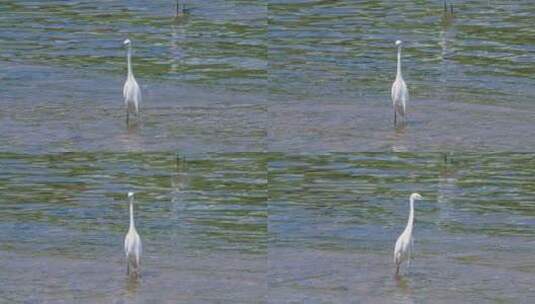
(0, 152, 267, 303)
(0, 0, 266, 92)
(1, 152, 534, 302)
(2, 1, 535, 151)
(268, 0, 535, 151)
(268, 153, 535, 302)
(269, 0, 535, 102)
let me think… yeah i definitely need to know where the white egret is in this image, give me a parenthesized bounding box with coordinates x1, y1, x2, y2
(394, 193, 423, 275)
(124, 191, 142, 277)
(123, 39, 142, 125)
(391, 40, 409, 125)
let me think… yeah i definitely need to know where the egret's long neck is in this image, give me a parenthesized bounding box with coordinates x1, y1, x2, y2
(127, 46, 133, 78)
(406, 197, 414, 232)
(129, 199, 135, 230)
(396, 46, 402, 79)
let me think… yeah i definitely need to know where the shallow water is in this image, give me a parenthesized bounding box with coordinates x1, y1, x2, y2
(0, 63, 267, 153)
(268, 153, 535, 302)
(1, 153, 534, 302)
(269, 0, 535, 102)
(0, 152, 267, 302)
(268, 0, 535, 151)
(0, 0, 268, 153)
(0, 0, 267, 93)
(1, 1, 534, 151)
(1, 1, 535, 302)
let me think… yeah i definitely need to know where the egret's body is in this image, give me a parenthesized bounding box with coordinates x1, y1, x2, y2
(123, 39, 142, 125)
(391, 40, 409, 125)
(394, 193, 423, 275)
(124, 192, 142, 277)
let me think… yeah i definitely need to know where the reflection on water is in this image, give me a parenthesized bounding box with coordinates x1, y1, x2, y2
(124, 276, 141, 296)
(118, 124, 144, 152)
(175, 0, 187, 18)
(392, 123, 408, 152)
(2, 1, 535, 151)
(1, 152, 534, 301)
(0, 0, 267, 93)
(0, 152, 267, 302)
(267, 96, 535, 151)
(171, 154, 189, 193)
(170, 154, 189, 216)
(394, 275, 414, 304)
(169, 20, 187, 75)
(269, 0, 535, 104)
(437, 154, 459, 204)
(266, 0, 535, 151)
(0, 61, 268, 153)
(269, 153, 535, 302)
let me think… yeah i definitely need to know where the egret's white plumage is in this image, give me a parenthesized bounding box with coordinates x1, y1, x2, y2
(123, 39, 142, 125)
(124, 192, 142, 277)
(394, 193, 423, 275)
(391, 40, 409, 125)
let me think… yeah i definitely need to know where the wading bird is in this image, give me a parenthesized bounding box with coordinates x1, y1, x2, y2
(391, 40, 409, 125)
(394, 193, 423, 276)
(123, 39, 142, 125)
(124, 192, 142, 278)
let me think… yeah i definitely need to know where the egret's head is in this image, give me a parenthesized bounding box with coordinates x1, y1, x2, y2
(128, 191, 134, 199)
(395, 40, 403, 47)
(124, 39, 131, 46)
(410, 193, 423, 201)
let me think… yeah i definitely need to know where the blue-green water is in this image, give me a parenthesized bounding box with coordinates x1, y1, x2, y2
(0, 0, 266, 92)
(1, 153, 534, 302)
(1, 1, 535, 151)
(269, 0, 535, 103)
(268, 153, 535, 303)
(1, 0, 535, 303)
(0, 152, 267, 303)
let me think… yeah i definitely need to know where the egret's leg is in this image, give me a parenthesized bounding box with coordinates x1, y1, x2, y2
(394, 110, 397, 125)
(126, 111, 130, 125)
(408, 239, 413, 271)
(127, 262, 130, 275)
(408, 247, 411, 270)
(395, 263, 400, 276)
(133, 264, 139, 278)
